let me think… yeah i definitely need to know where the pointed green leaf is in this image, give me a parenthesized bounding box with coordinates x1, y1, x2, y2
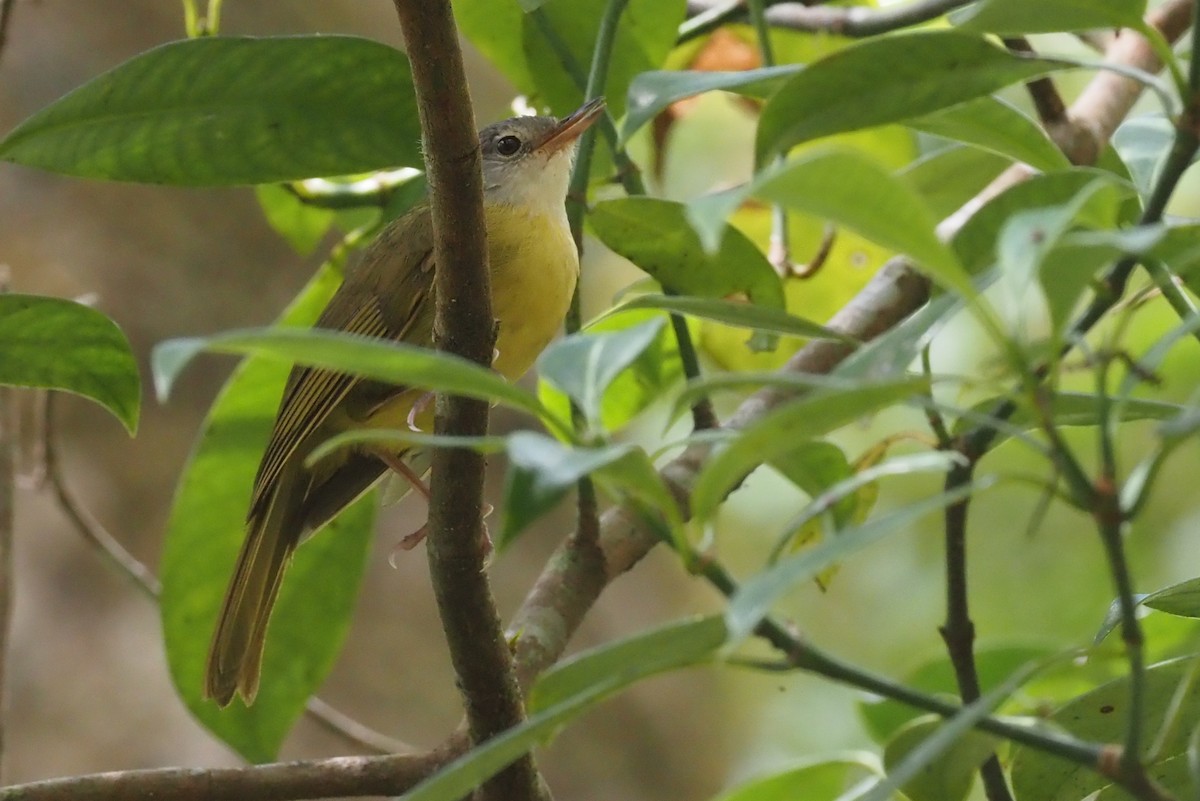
(153, 327, 546, 420)
(530, 615, 726, 710)
(952, 392, 1184, 439)
(602, 293, 856, 343)
(623, 65, 802, 141)
(1011, 656, 1200, 801)
(901, 145, 1010, 220)
(537, 309, 681, 435)
(254, 184, 336, 255)
(501, 433, 640, 547)
(692, 378, 928, 525)
(1112, 114, 1176, 199)
(536, 317, 667, 430)
(711, 755, 882, 801)
(727, 479, 989, 641)
(952, 169, 1135, 275)
(403, 616, 724, 801)
(590, 197, 785, 351)
(457, 0, 685, 119)
(954, 0, 1147, 34)
(870, 663, 1039, 801)
(908, 96, 1070, 173)
(880, 716, 999, 801)
(0, 36, 420, 185)
(756, 30, 1066, 161)
(160, 264, 377, 761)
(749, 149, 972, 295)
(859, 646, 1054, 743)
(0, 295, 139, 433)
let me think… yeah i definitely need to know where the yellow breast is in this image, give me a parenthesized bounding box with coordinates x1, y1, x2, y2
(484, 202, 579, 381)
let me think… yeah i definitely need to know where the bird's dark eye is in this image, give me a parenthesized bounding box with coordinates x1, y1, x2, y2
(496, 135, 522, 156)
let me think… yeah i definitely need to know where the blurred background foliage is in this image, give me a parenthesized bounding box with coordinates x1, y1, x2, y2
(1, 1, 1199, 800)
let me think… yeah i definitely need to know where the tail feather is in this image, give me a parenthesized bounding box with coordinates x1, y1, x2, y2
(205, 468, 304, 706)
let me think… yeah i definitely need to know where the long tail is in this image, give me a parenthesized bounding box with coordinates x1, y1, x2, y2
(204, 467, 305, 706)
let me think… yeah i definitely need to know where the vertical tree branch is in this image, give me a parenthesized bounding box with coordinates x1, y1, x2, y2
(0, 273, 11, 780)
(389, 3, 541, 800)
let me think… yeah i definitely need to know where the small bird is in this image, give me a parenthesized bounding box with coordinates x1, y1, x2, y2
(205, 98, 605, 707)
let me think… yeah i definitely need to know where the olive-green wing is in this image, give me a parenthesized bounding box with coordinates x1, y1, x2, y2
(247, 210, 437, 520)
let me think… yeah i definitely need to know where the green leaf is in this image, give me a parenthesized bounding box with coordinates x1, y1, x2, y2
(908, 96, 1070, 174)
(711, 754, 882, 801)
(776, 451, 969, 550)
(500, 433, 646, 547)
(254, 184, 335, 255)
(859, 646, 1054, 743)
(457, 0, 685, 119)
(1095, 577, 1200, 645)
(692, 377, 928, 525)
(537, 309, 681, 435)
(622, 65, 801, 141)
(1146, 578, 1200, 618)
(590, 198, 785, 352)
(153, 327, 546, 421)
(0, 36, 420, 185)
(0, 295, 139, 433)
(880, 716, 999, 801)
(756, 30, 1066, 162)
(727, 478, 990, 642)
(602, 293, 857, 344)
(901, 145, 1011, 220)
(952, 392, 1184, 439)
(403, 616, 724, 801)
(954, 0, 1147, 34)
(749, 149, 972, 296)
(530, 615, 726, 710)
(159, 264, 377, 761)
(952, 169, 1135, 276)
(1011, 655, 1200, 801)
(835, 291, 962, 382)
(536, 317, 667, 430)
(1112, 114, 1175, 199)
(870, 662, 1039, 801)
(307, 429, 509, 467)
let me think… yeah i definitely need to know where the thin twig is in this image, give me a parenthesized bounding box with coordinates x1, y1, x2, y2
(40, 393, 414, 756)
(1004, 36, 1083, 162)
(0, 0, 14, 64)
(0, 270, 12, 781)
(389, 3, 542, 800)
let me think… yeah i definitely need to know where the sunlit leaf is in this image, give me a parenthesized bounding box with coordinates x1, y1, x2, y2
(0, 295, 139, 433)
(254, 184, 336, 255)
